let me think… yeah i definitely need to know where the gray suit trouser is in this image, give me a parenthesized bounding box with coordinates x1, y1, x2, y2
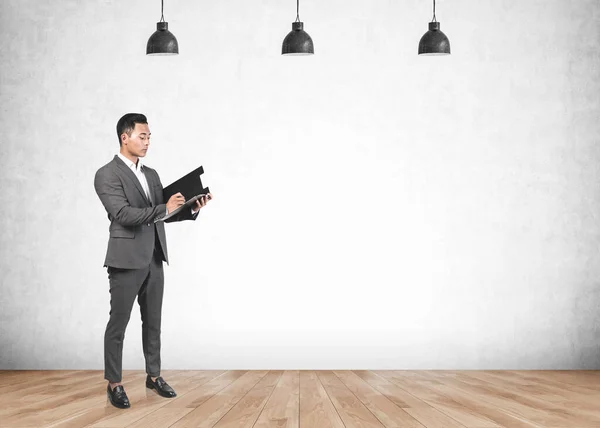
(104, 249, 164, 383)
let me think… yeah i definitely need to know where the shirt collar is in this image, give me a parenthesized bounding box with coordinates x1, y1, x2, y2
(117, 152, 143, 172)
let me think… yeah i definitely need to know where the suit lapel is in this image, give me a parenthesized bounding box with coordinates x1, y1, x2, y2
(113, 155, 151, 206)
(143, 166, 160, 205)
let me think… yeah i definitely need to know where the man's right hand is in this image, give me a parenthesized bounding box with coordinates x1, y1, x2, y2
(166, 192, 186, 214)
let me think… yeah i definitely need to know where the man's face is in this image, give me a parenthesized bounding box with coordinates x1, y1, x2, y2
(121, 123, 151, 158)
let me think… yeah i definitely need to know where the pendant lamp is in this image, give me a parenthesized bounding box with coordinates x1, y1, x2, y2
(418, 0, 450, 56)
(147, 0, 179, 56)
(282, 0, 314, 56)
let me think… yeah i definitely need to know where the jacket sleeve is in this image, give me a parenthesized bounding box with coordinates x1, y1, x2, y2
(94, 167, 167, 226)
(165, 205, 199, 223)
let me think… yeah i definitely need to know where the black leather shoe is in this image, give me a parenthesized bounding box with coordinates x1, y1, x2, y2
(106, 384, 130, 409)
(146, 375, 177, 398)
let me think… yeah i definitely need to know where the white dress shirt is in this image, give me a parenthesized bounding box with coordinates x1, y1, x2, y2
(117, 153, 154, 203)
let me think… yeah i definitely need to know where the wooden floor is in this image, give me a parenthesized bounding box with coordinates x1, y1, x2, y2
(1, 370, 599, 427)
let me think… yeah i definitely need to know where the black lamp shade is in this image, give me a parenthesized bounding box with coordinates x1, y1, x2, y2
(147, 22, 179, 55)
(282, 22, 314, 55)
(418, 22, 450, 55)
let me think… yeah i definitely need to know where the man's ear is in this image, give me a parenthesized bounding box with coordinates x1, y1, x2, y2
(121, 133, 127, 145)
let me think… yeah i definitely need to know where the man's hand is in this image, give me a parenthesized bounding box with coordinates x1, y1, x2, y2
(166, 192, 186, 214)
(192, 193, 212, 213)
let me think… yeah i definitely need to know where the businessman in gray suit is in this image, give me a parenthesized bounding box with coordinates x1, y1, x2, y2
(94, 113, 212, 409)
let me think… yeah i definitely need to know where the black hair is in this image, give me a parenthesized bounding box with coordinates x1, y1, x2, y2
(116, 113, 148, 146)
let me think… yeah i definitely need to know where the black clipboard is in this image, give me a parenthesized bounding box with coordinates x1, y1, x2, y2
(156, 166, 210, 222)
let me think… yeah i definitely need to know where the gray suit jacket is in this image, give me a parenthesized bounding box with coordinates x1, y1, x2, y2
(94, 155, 197, 269)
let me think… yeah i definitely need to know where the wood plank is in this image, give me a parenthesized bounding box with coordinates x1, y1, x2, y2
(252, 370, 299, 428)
(453, 371, 600, 426)
(424, 371, 589, 427)
(333, 370, 426, 428)
(0, 370, 58, 387)
(316, 370, 384, 428)
(212, 371, 284, 428)
(48, 372, 225, 428)
(466, 370, 600, 407)
(412, 372, 505, 428)
(0, 372, 147, 427)
(123, 408, 194, 428)
(163, 370, 248, 409)
(352, 370, 428, 409)
(402, 407, 471, 428)
(375, 371, 502, 428)
(47, 408, 124, 428)
(299, 371, 345, 428)
(0, 371, 103, 413)
(1, 370, 599, 428)
(169, 370, 269, 428)
(419, 372, 543, 428)
(0, 370, 97, 397)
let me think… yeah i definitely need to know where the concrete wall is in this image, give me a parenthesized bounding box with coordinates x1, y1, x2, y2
(1, 0, 599, 369)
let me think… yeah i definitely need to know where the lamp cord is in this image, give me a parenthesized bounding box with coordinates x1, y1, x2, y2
(432, 0, 437, 22)
(295, 0, 300, 22)
(160, 0, 165, 22)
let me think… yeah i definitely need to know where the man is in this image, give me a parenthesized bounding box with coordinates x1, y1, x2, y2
(94, 113, 212, 409)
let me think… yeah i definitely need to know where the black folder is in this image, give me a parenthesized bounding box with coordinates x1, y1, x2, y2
(156, 165, 210, 222)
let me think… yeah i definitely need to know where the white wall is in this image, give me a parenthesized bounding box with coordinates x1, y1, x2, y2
(1, 0, 599, 370)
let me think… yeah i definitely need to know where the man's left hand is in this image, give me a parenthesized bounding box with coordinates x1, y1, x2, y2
(192, 193, 212, 214)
